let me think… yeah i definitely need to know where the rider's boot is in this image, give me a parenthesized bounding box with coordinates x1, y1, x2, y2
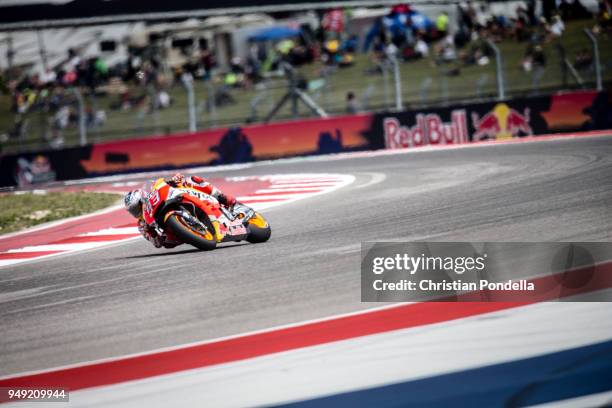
(212, 212, 233, 242)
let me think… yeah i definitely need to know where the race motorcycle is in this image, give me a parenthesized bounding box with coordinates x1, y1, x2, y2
(142, 178, 271, 250)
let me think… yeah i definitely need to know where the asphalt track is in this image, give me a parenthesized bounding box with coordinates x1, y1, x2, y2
(1, 135, 611, 377)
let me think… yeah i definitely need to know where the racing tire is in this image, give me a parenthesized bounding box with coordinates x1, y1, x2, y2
(246, 212, 271, 244)
(165, 213, 217, 251)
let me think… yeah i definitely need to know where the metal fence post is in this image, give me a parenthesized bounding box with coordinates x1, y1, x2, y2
(321, 65, 334, 111)
(486, 39, 506, 100)
(361, 84, 375, 111)
(249, 84, 269, 122)
(71, 87, 87, 146)
(441, 75, 449, 103)
(390, 56, 403, 111)
(181, 72, 197, 132)
(146, 85, 161, 135)
(206, 80, 217, 127)
(6, 33, 14, 79)
(379, 61, 390, 109)
(420, 77, 432, 103)
(584, 29, 602, 91)
(89, 92, 101, 139)
(475, 73, 489, 100)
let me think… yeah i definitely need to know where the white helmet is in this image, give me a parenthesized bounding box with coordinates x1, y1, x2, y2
(124, 189, 144, 218)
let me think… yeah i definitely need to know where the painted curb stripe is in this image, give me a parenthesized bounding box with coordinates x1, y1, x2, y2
(285, 339, 612, 408)
(0, 251, 62, 260)
(51, 234, 140, 244)
(1, 261, 610, 391)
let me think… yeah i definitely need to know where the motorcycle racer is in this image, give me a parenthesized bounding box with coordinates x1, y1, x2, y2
(124, 173, 237, 248)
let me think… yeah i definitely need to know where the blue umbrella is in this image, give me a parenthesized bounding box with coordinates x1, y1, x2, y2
(249, 26, 301, 42)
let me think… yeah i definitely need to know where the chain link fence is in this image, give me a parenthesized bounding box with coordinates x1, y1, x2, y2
(1, 18, 610, 154)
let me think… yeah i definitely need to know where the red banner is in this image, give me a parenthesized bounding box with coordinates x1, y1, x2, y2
(81, 114, 373, 174)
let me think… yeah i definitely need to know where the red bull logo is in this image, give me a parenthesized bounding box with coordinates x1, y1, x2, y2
(384, 110, 468, 149)
(471, 103, 532, 140)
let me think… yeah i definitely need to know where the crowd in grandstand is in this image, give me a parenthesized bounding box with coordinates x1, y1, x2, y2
(0, 0, 609, 148)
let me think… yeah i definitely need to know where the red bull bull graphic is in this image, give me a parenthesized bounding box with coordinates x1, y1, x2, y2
(471, 103, 533, 141)
(384, 110, 469, 149)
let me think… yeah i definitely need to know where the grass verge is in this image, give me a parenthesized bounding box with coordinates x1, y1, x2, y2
(0, 191, 121, 235)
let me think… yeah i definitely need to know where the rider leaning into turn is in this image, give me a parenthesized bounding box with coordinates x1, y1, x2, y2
(124, 173, 237, 248)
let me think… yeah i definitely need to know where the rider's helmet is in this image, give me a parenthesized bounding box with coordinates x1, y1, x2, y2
(124, 189, 144, 218)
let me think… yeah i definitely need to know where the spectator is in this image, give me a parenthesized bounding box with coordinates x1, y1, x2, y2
(475, 3, 490, 28)
(574, 48, 593, 70)
(276, 38, 296, 57)
(522, 43, 546, 84)
(384, 41, 399, 60)
(532, 45, 546, 67)
(40, 68, 57, 86)
(346, 91, 359, 113)
(64, 48, 81, 72)
(436, 35, 457, 64)
(436, 12, 449, 37)
(322, 8, 345, 39)
(596, 0, 612, 32)
(549, 15, 565, 38)
(415, 34, 429, 57)
(514, 5, 530, 42)
(157, 90, 171, 109)
(458, 1, 476, 32)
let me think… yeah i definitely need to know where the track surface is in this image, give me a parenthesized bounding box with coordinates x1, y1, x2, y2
(1, 135, 611, 377)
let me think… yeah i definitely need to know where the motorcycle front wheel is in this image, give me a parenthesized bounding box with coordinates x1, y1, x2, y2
(165, 212, 217, 251)
(246, 212, 271, 243)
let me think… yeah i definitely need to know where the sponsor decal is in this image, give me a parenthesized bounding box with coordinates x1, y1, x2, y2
(471, 103, 532, 140)
(383, 110, 468, 149)
(229, 222, 247, 235)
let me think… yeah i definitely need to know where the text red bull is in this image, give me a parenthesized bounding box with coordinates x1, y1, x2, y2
(384, 110, 468, 149)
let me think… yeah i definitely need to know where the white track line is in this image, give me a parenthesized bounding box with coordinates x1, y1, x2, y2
(8, 242, 121, 253)
(239, 194, 313, 201)
(270, 179, 346, 183)
(267, 183, 339, 188)
(82, 227, 140, 236)
(255, 187, 326, 193)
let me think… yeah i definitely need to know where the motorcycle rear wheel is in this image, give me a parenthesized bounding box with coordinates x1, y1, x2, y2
(165, 213, 217, 251)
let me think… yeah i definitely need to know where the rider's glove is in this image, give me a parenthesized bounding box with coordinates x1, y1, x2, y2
(218, 193, 237, 208)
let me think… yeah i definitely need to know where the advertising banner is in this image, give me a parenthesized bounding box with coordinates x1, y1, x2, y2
(79, 114, 374, 175)
(1, 89, 609, 187)
(0, 114, 375, 187)
(376, 89, 609, 149)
